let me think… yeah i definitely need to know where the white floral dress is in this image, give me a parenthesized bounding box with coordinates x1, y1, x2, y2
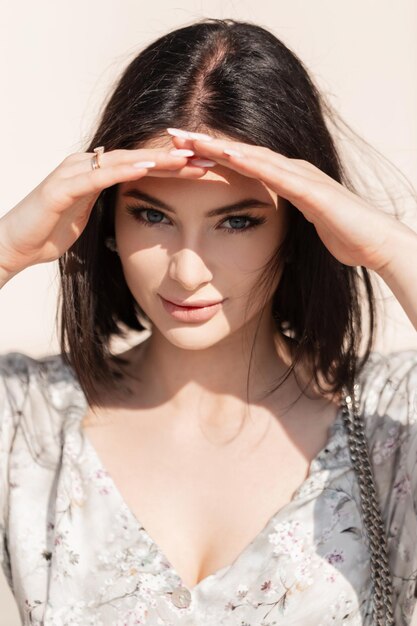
(0, 349, 417, 625)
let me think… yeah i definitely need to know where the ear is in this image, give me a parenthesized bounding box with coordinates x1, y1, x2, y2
(105, 237, 118, 253)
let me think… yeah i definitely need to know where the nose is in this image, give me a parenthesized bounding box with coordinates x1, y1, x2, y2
(168, 247, 213, 291)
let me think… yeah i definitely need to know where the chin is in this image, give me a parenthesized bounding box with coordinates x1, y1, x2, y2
(162, 324, 233, 351)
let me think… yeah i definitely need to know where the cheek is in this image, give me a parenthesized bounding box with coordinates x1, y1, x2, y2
(221, 221, 285, 276)
(115, 210, 286, 293)
(231, 220, 287, 301)
(119, 247, 165, 290)
(114, 215, 158, 284)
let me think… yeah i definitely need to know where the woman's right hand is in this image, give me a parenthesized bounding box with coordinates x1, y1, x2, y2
(0, 146, 209, 282)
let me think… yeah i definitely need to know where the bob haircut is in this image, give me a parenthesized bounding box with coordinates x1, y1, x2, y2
(58, 18, 404, 408)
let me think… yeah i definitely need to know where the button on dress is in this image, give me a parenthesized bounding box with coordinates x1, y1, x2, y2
(0, 349, 417, 625)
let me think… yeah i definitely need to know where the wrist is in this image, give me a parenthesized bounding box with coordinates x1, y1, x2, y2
(373, 220, 417, 331)
(0, 220, 26, 288)
(375, 221, 417, 283)
(0, 264, 18, 289)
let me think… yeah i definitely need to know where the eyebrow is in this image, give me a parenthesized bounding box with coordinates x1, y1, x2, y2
(122, 189, 275, 217)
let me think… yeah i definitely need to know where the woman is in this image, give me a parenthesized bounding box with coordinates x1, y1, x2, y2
(1, 17, 417, 626)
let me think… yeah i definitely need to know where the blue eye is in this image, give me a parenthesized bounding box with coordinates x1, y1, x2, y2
(125, 205, 266, 234)
(225, 216, 252, 231)
(142, 209, 168, 224)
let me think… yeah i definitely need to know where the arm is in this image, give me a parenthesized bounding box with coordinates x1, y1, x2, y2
(0, 223, 25, 289)
(0, 146, 200, 291)
(182, 132, 417, 335)
(0, 267, 11, 290)
(375, 222, 417, 332)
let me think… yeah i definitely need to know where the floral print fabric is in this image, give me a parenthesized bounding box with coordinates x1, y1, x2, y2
(0, 349, 417, 625)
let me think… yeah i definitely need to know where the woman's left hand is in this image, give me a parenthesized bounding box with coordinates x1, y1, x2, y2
(168, 130, 408, 274)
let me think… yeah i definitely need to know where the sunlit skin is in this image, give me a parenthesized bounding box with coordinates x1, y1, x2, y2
(113, 138, 294, 425)
(110, 127, 417, 435)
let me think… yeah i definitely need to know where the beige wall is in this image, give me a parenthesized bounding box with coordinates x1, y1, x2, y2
(1, 1, 416, 623)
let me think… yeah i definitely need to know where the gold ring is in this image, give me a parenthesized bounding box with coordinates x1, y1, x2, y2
(91, 146, 105, 170)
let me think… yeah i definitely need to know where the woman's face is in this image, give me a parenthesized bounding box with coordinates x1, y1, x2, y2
(114, 138, 289, 350)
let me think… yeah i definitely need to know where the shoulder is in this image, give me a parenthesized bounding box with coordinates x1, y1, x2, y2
(355, 349, 417, 511)
(0, 351, 84, 464)
(0, 350, 80, 409)
(356, 348, 417, 421)
(356, 350, 417, 617)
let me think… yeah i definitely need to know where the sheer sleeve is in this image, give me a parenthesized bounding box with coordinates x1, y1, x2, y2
(0, 352, 32, 588)
(357, 349, 417, 620)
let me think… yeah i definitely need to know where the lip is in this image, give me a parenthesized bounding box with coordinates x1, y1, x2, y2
(163, 296, 224, 308)
(159, 295, 225, 323)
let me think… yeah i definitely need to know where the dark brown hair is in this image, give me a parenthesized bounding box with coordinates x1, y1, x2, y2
(57, 18, 413, 407)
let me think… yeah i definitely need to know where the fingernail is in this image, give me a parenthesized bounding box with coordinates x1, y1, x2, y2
(189, 158, 217, 167)
(188, 132, 213, 141)
(223, 148, 243, 158)
(169, 149, 195, 157)
(132, 161, 156, 168)
(166, 128, 192, 139)
(166, 127, 213, 141)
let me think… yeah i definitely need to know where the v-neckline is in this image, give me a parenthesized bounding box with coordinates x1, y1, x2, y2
(74, 387, 346, 594)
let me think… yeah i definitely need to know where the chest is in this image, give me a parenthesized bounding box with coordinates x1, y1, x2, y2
(82, 400, 339, 590)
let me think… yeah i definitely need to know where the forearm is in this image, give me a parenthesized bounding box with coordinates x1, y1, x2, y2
(0, 266, 15, 289)
(375, 221, 417, 332)
(0, 218, 27, 288)
(0, 259, 20, 288)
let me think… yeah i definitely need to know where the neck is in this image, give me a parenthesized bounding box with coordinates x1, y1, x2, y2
(126, 312, 297, 417)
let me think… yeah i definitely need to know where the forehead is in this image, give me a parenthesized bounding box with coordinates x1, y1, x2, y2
(119, 134, 279, 207)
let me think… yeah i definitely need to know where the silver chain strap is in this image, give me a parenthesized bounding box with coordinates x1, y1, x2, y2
(340, 382, 394, 625)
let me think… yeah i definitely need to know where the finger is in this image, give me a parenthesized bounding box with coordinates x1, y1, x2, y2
(187, 139, 351, 211)
(165, 129, 327, 180)
(168, 135, 196, 151)
(59, 156, 209, 200)
(61, 148, 196, 177)
(142, 164, 215, 179)
(187, 136, 326, 181)
(182, 139, 333, 212)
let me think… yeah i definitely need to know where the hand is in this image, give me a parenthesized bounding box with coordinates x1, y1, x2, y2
(168, 130, 405, 273)
(0, 147, 209, 277)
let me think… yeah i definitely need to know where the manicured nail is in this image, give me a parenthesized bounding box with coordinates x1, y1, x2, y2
(166, 127, 213, 141)
(132, 161, 156, 168)
(189, 158, 217, 167)
(188, 132, 213, 141)
(166, 128, 192, 139)
(169, 149, 195, 157)
(223, 148, 243, 158)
